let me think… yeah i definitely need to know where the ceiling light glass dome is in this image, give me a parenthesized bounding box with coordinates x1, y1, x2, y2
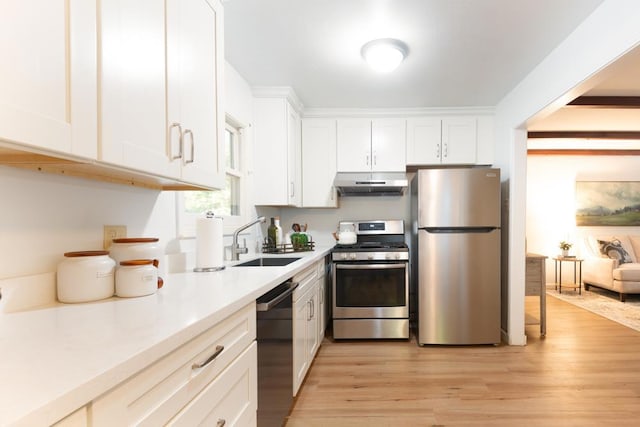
(361, 38, 408, 73)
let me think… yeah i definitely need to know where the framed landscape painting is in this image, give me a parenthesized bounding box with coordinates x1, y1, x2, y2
(576, 181, 640, 226)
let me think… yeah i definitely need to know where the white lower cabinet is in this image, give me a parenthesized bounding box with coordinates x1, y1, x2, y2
(292, 263, 320, 396)
(317, 258, 328, 339)
(91, 303, 257, 426)
(168, 342, 257, 426)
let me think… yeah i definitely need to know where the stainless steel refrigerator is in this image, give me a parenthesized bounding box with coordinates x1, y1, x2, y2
(411, 168, 501, 345)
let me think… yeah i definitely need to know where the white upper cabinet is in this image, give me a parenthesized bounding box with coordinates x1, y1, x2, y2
(253, 96, 301, 206)
(99, 0, 224, 188)
(336, 119, 371, 172)
(167, 0, 225, 188)
(301, 118, 338, 208)
(407, 116, 478, 165)
(99, 0, 169, 176)
(0, 0, 97, 159)
(336, 118, 406, 172)
(371, 119, 407, 171)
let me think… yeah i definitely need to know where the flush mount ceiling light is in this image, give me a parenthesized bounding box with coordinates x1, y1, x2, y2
(361, 38, 408, 73)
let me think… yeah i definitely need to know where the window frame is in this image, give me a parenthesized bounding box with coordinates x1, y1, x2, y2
(176, 115, 248, 238)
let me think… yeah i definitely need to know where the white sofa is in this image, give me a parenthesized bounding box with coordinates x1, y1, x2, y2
(582, 235, 640, 302)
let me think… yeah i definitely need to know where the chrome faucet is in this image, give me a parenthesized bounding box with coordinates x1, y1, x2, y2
(230, 216, 266, 261)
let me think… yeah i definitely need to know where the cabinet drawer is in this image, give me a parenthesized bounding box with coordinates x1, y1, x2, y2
(168, 341, 257, 426)
(92, 302, 256, 426)
(293, 263, 318, 302)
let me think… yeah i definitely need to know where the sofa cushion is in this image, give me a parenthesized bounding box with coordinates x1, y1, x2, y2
(613, 264, 640, 281)
(597, 236, 635, 264)
(628, 236, 640, 262)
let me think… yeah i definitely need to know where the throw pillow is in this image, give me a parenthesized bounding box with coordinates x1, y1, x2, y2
(597, 238, 633, 264)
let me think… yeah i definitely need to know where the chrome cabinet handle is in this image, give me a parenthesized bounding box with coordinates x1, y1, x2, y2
(365, 153, 369, 166)
(192, 345, 224, 370)
(168, 122, 183, 160)
(436, 143, 440, 159)
(311, 298, 315, 318)
(183, 129, 195, 164)
(290, 181, 295, 198)
(373, 151, 377, 166)
(443, 143, 448, 158)
(217, 419, 226, 427)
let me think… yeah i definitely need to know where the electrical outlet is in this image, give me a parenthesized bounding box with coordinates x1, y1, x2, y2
(103, 225, 127, 249)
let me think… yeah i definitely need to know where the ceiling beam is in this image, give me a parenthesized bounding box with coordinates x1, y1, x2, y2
(567, 96, 640, 108)
(528, 131, 640, 139)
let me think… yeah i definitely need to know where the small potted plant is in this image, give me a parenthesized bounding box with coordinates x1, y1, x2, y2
(559, 240, 572, 257)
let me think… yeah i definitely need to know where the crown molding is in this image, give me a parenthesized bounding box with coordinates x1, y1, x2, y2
(302, 106, 495, 118)
(251, 86, 304, 113)
(250, 86, 494, 118)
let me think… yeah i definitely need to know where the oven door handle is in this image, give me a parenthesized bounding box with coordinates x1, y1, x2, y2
(334, 263, 406, 270)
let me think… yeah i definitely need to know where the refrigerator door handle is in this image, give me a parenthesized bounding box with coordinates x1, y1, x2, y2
(423, 227, 498, 234)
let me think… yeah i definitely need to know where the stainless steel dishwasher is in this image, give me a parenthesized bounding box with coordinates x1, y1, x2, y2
(256, 280, 298, 427)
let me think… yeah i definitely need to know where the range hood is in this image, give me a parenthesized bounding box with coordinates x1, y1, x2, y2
(334, 172, 408, 196)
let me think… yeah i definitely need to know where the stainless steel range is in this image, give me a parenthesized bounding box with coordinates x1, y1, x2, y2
(332, 220, 409, 339)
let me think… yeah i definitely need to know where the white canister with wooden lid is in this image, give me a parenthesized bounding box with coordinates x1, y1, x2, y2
(57, 251, 115, 303)
(115, 259, 162, 297)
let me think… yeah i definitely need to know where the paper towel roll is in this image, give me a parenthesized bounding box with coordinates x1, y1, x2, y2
(195, 215, 224, 270)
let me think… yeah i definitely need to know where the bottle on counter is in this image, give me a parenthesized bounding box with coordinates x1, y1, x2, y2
(274, 216, 283, 246)
(267, 217, 277, 249)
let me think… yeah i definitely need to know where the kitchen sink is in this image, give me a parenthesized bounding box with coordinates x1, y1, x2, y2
(233, 257, 301, 267)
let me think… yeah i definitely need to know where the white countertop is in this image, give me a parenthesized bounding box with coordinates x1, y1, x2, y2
(0, 248, 332, 426)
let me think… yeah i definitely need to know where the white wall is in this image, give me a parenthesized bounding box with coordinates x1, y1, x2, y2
(495, 0, 640, 344)
(527, 154, 640, 283)
(274, 190, 413, 246)
(0, 166, 175, 279)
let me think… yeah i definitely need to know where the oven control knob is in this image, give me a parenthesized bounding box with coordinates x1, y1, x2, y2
(395, 253, 401, 260)
(368, 254, 374, 260)
(349, 253, 357, 260)
(385, 253, 392, 260)
(340, 253, 347, 260)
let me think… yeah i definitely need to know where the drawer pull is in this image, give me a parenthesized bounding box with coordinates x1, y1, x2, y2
(192, 345, 224, 370)
(217, 419, 226, 427)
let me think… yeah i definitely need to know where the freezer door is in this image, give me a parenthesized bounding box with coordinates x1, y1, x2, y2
(417, 228, 500, 345)
(416, 168, 500, 228)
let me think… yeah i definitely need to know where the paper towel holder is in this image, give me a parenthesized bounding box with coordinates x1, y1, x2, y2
(194, 211, 226, 273)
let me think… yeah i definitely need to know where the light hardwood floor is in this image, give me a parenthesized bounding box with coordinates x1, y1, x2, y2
(286, 295, 640, 426)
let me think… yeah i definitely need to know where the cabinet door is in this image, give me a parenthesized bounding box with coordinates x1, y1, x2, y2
(99, 0, 172, 176)
(336, 119, 371, 172)
(307, 288, 320, 361)
(441, 117, 477, 164)
(301, 118, 338, 208)
(168, 0, 225, 189)
(287, 103, 301, 206)
(371, 118, 406, 172)
(476, 115, 495, 165)
(293, 291, 310, 396)
(406, 117, 442, 165)
(253, 97, 291, 205)
(0, 0, 96, 158)
(253, 97, 301, 206)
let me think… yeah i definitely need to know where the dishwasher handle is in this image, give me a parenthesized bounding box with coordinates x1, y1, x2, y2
(256, 281, 299, 311)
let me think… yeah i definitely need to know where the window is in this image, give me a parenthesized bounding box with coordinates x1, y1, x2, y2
(177, 120, 245, 237)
